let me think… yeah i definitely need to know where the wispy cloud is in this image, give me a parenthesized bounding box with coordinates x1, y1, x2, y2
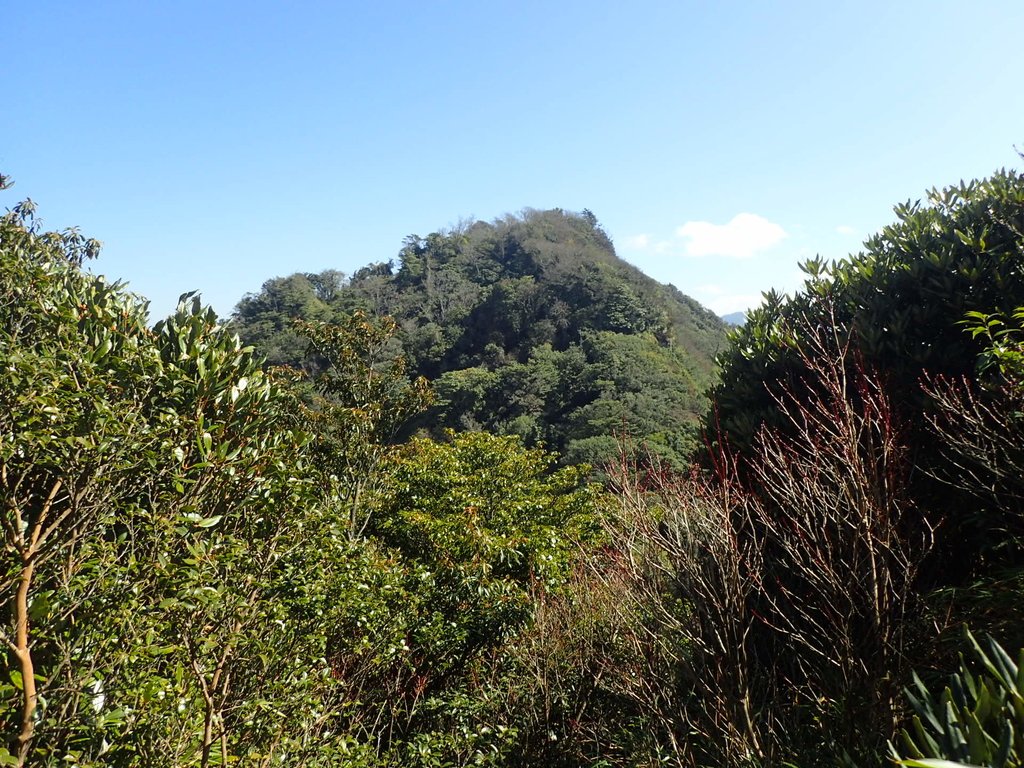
(836, 224, 856, 235)
(693, 283, 764, 315)
(676, 213, 787, 258)
(623, 234, 676, 254)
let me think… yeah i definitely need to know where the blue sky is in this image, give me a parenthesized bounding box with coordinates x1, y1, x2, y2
(5, 1, 1023, 319)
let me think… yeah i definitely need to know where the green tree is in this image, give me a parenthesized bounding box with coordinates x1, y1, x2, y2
(295, 311, 433, 540)
(0, 184, 356, 766)
(714, 169, 1024, 457)
(0, 194, 153, 764)
(352, 430, 605, 765)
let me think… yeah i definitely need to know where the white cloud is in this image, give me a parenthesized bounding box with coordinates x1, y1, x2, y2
(623, 234, 650, 249)
(836, 224, 856, 235)
(676, 213, 787, 258)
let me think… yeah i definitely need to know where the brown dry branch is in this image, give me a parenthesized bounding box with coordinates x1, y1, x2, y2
(921, 372, 1024, 537)
(587, 317, 931, 765)
(739, 317, 930, 758)
(596, 453, 767, 767)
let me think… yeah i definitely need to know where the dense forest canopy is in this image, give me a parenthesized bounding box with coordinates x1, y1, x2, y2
(232, 208, 729, 469)
(3, 166, 1024, 768)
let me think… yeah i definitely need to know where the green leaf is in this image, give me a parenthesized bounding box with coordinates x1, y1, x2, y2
(98, 707, 126, 727)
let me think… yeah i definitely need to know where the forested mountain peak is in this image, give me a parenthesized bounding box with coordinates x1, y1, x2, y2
(233, 208, 729, 468)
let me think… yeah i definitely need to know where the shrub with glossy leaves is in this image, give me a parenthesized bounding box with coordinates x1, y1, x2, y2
(710, 168, 1024, 582)
(895, 632, 1024, 768)
(0, 185, 344, 766)
(713, 168, 1024, 456)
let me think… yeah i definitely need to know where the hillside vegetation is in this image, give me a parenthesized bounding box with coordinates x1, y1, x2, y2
(232, 208, 728, 468)
(3, 168, 1024, 768)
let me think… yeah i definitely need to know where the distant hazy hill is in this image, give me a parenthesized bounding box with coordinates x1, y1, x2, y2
(232, 208, 729, 468)
(720, 311, 747, 326)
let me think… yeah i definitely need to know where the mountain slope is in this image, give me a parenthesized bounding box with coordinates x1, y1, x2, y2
(233, 208, 729, 468)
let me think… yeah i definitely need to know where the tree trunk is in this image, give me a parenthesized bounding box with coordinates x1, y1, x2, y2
(14, 557, 37, 767)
